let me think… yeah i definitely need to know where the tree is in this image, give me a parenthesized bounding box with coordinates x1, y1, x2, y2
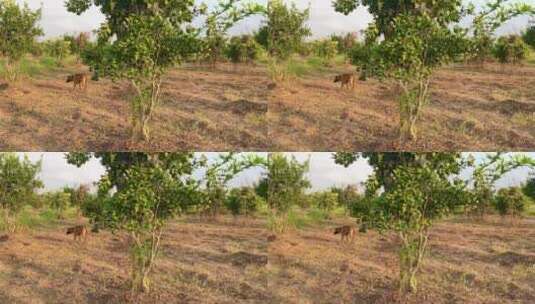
(42, 38, 72, 65)
(493, 35, 529, 64)
(202, 0, 264, 67)
(63, 32, 90, 62)
(523, 175, 535, 201)
(65, 0, 203, 141)
(335, 152, 468, 294)
(66, 152, 202, 293)
(261, 153, 310, 232)
(225, 187, 261, 217)
(225, 35, 262, 64)
(494, 187, 527, 218)
(335, 152, 535, 295)
(0, 153, 43, 233)
(523, 23, 535, 48)
(202, 153, 265, 218)
(468, 153, 535, 217)
(312, 39, 338, 64)
(45, 191, 71, 218)
(63, 184, 90, 214)
(0, 0, 42, 81)
(260, 0, 311, 61)
(332, 0, 534, 141)
(311, 191, 338, 212)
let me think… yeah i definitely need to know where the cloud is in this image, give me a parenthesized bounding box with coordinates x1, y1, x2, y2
(18, 0, 531, 39)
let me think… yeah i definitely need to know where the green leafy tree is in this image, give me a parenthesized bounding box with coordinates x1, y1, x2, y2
(261, 0, 311, 60)
(494, 187, 527, 218)
(0, 153, 43, 233)
(312, 191, 338, 212)
(65, 0, 203, 141)
(523, 175, 535, 201)
(261, 153, 310, 232)
(330, 32, 359, 54)
(312, 39, 338, 64)
(468, 153, 535, 217)
(43, 38, 72, 65)
(335, 152, 535, 294)
(0, 0, 42, 81)
(66, 152, 202, 293)
(493, 35, 529, 63)
(335, 152, 469, 294)
(331, 185, 363, 215)
(45, 191, 71, 218)
(63, 32, 90, 62)
(225, 35, 262, 64)
(202, 0, 264, 67)
(63, 184, 90, 214)
(523, 23, 535, 48)
(332, 0, 534, 141)
(202, 153, 265, 218)
(225, 187, 261, 217)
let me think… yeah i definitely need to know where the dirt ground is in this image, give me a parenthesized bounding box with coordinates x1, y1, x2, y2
(0, 216, 270, 304)
(1, 216, 534, 303)
(0, 63, 269, 151)
(269, 62, 535, 151)
(269, 216, 535, 304)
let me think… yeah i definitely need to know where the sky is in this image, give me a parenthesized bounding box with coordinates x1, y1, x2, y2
(16, 0, 533, 39)
(15, 152, 535, 192)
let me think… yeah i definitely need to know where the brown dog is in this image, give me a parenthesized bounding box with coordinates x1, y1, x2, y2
(334, 225, 356, 243)
(334, 73, 356, 90)
(66, 225, 88, 242)
(66, 73, 88, 91)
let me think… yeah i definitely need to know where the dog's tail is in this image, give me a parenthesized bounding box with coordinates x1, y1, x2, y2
(66, 227, 76, 235)
(333, 227, 342, 235)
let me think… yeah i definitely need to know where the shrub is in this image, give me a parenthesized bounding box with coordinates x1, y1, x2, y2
(0, 0, 42, 81)
(225, 187, 261, 217)
(522, 25, 535, 49)
(493, 35, 529, 64)
(311, 191, 338, 212)
(42, 38, 71, 64)
(44, 191, 71, 218)
(494, 187, 527, 218)
(312, 39, 338, 63)
(225, 35, 261, 64)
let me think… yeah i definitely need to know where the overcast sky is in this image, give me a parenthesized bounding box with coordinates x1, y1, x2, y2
(15, 152, 535, 192)
(16, 0, 532, 39)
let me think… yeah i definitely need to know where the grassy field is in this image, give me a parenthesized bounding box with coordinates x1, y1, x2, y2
(0, 56, 269, 151)
(1, 207, 534, 303)
(269, 57, 535, 151)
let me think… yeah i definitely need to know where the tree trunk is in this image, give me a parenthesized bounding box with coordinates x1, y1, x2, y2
(398, 230, 428, 295)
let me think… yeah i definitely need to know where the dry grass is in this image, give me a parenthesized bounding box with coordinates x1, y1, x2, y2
(0, 216, 271, 304)
(1, 215, 534, 303)
(0, 62, 268, 151)
(269, 62, 535, 151)
(268, 216, 535, 304)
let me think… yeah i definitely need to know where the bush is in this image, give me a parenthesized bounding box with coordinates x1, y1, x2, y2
(493, 35, 529, 64)
(331, 32, 358, 54)
(42, 39, 71, 64)
(225, 35, 261, 64)
(225, 187, 261, 217)
(312, 39, 338, 63)
(523, 25, 535, 49)
(311, 191, 338, 212)
(494, 187, 527, 217)
(44, 191, 71, 218)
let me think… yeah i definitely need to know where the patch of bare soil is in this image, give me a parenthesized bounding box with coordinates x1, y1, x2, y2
(0, 63, 269, 151)
(268, 216, 535, 304)
(0, 217, 271, 304)
(269, 63, 535, 151)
